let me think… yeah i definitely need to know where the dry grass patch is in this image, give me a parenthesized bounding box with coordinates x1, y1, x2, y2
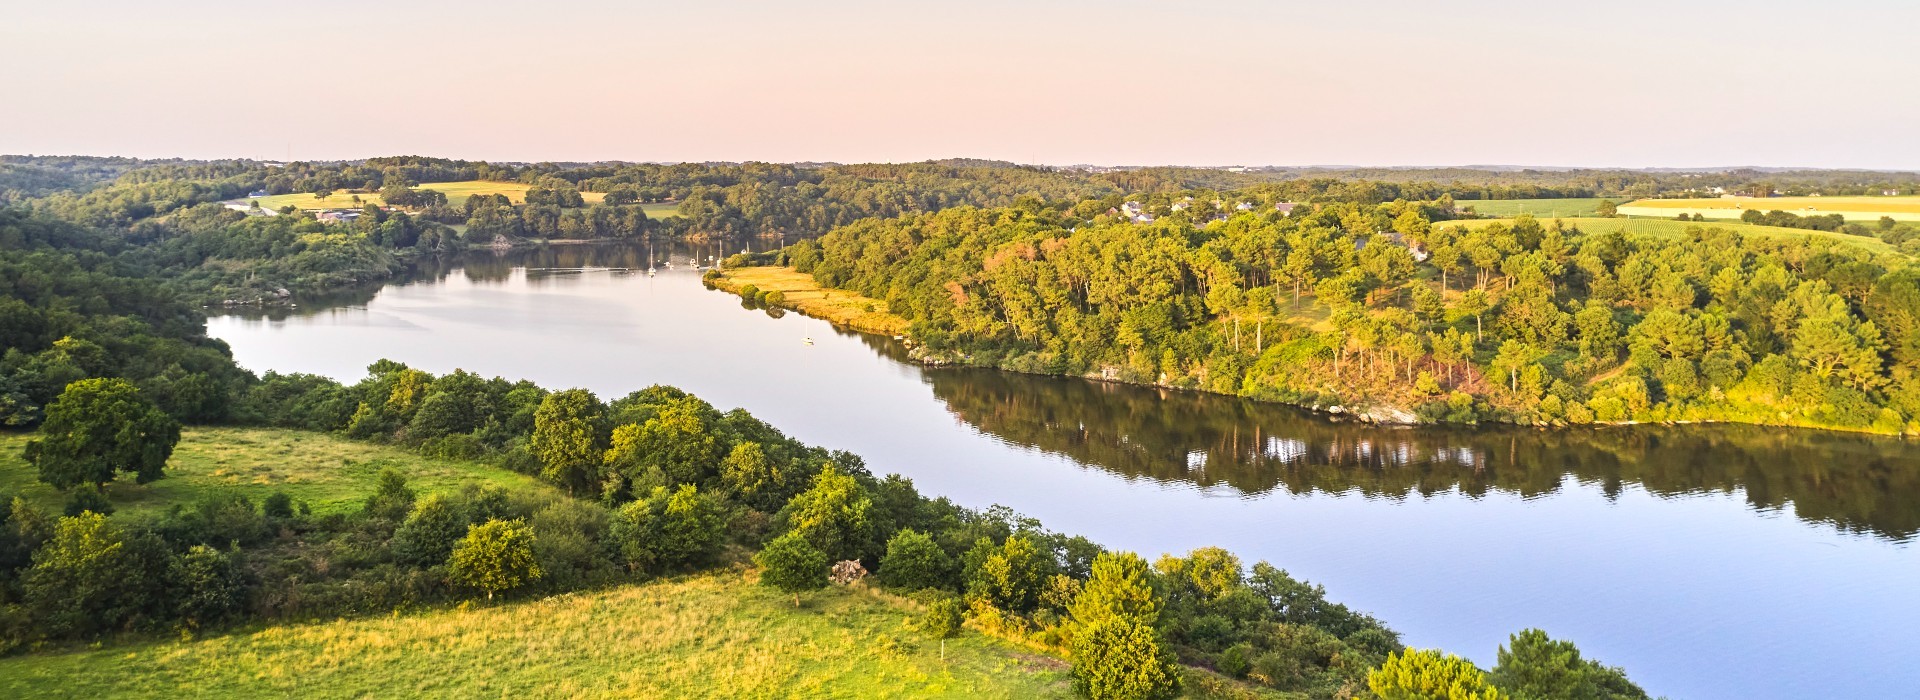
(716, 266, 911, 337)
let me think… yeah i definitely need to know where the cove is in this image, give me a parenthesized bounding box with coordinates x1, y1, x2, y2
(206, 244, 1920, 700)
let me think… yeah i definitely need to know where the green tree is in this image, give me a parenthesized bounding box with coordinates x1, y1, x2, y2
(1070, 617, 1181, 700)
(968, 534, 1050, 613)
(1595, 200, 1618, 218)
(1491, 629, 1649, 700)
(1369, 649, 1508, 700)
(755, 530, 828, 606)
(170, 544, 247, 627)
(878, 528, 952, 590)
(361, 468, 416, 522)
(23, 512, 163, 637)
(721, 441, 793, 512)
(780, 465, 874, 562)
(448, 519, 543, 600)
(1070, 551, 1160, 628)
(531, 389, 607, 494)
(392, 494, 471, 566)
(25, 378, 180, 490)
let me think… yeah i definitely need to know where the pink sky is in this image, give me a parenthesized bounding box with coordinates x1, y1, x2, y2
(4, 0, 1917, 168)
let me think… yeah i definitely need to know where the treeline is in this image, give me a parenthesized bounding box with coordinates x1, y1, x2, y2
(784, 202, 1920, 435)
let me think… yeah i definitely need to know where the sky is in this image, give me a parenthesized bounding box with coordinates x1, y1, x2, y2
(3, 0, 1917, 169)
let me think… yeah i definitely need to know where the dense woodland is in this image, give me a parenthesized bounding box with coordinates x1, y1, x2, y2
(783, 201, 1919, 435)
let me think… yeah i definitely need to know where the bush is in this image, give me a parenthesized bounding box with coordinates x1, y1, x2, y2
(754, 530, 827, 606)
(879, 528, 951, 590)
(921, 594, 964, 639)
(1071, 618, 1182, 700)
(62, 483, 114, 516)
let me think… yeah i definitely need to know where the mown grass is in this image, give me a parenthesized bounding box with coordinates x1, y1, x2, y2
(641, 201, 683, 218)
(0, 427, 542, 520)
(252, 181, 609, 211)
(1618, 195, 1920, 222)
(1456, 198, 1611, 218)
(1436, 216, 1904, 258)
(716, 266, 912, 336)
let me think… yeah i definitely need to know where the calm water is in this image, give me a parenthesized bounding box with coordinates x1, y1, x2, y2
(208, 245, 1920, 700)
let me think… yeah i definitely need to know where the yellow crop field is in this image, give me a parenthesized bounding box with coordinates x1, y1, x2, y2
(252, 180, 609, 211)
(1435, 217, 1903, 259)
(1618, 196, 1920, 222)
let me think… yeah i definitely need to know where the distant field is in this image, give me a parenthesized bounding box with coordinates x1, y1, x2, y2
(1436, 216, 1903, 258)
(1618, 196, 1920, 222)
(252, 180, 611, 211)
(716, 266, 911, 336)
(641, 201, 683, 218)
(0, 571, 1081, 699)
(0, 427, 543, 519)
(1457, 198, 1611, 218)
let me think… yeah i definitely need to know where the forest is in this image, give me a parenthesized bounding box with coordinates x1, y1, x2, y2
(779, 199, 1919, 435)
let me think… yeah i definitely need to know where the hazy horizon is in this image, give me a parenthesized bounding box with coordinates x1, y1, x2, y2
(6, 0, 1917, 169)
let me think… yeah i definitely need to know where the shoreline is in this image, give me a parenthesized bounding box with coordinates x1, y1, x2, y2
(713, 265, 1913, 439)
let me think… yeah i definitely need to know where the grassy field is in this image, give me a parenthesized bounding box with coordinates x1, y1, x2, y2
(1456, 198, 1612, 218)
(0, 427, 543, 519)
(641, 201, 683, 219)
(1618, 195, 1920, 222)
(1436, 216, 1904, 258)
(716, 266, 912, 336)
(0, 570, 1084, 699)
(252, 181, 610, 211)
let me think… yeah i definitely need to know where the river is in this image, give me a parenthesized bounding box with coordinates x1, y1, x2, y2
(206, 244, 1920, 699)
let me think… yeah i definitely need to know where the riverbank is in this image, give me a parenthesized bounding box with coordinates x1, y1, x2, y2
(712, 267, 1913, 437)
(711, 265, 911, 336)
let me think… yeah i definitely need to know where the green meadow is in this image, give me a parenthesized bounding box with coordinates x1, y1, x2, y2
(1456, 198, 1611, 218)
(0, 427, 542, 520)
(1437, 216, 1904, 259)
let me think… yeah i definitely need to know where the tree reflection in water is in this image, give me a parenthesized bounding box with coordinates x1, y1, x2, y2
(910, 361, 1920, 543)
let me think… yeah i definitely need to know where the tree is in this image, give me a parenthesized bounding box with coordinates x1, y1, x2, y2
(362, 468, 415, 522)
(170, 544, 248, 627)
(879, 528, 952, 591)
(968, 534, 1049, 613)
(1369, 649, 1508, 700)
(755, 530, 828, 606)
(23, 511, 164, 637)
(1491, 629, 1649, 700)
(722, 441, 793, 512)
(25, 378, 180, 490)
(780, 465, 874, 562)
(1595, 200, 1618, 218)
(531, 389, 607, 494)
(609, 485, 726, 573)
(1071, 617, 1181, 700)
(1070, 551, 1160, 628)
(392, 494, 471, 566)
(448, 519, 543, 600)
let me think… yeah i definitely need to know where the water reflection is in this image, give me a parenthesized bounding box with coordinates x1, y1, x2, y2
(915, 355, 1920, 542)
(219, 241, 758, 321)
